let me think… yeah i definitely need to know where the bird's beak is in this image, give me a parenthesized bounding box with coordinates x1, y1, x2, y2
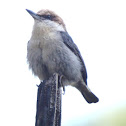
(26, 9, 41, 20)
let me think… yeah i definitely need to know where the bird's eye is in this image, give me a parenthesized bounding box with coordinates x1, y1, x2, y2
(43, 15, 52, 20)
(46, 15, 51, 19)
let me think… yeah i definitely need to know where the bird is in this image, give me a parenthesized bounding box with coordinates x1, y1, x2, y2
(26, 9, 99, 103)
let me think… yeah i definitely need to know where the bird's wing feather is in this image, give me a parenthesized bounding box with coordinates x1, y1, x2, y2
(60, 31, 87, 84)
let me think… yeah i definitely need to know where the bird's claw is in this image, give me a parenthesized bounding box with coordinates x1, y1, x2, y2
(58, 75, 65, 95)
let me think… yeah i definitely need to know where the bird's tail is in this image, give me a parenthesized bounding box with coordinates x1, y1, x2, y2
(75, 81, 99, 103)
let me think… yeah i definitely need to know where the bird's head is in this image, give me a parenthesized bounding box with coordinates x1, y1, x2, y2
(26, 9, 66, 32)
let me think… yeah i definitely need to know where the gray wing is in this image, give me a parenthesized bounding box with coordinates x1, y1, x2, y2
(60, 31, 87, 85)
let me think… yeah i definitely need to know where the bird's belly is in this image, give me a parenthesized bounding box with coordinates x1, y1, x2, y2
(27, 47, 50, 80)
(42, 43, 82, 82)
(27, 42, 82, 83)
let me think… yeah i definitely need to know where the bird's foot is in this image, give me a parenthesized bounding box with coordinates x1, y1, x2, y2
(58, 75, 65, 95)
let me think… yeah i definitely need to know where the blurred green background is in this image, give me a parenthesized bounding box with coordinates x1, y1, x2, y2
(64, 102, 126, 126)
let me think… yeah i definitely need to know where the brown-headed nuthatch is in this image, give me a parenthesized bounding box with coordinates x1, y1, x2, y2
(26, 9, 99, 103)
